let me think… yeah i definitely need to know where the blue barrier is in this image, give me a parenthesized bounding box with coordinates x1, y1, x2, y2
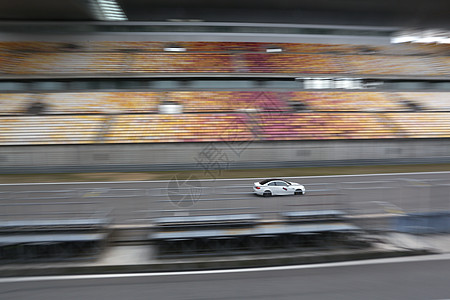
(393, 211, 450, 234)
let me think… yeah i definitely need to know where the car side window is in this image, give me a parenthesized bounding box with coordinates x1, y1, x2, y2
(276, 181, 288, 186)
(268, 182, 276, 186)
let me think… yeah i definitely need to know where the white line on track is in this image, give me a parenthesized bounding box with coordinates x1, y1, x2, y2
(1, 253, 450, 283)
(1, 171, 449, 186)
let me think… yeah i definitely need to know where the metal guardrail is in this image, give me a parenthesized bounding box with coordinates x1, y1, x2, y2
(151, 221, 368, 258)
(0, 201, 113, 263)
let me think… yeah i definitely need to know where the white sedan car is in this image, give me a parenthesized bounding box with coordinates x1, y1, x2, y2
(253, 178, 305, 197)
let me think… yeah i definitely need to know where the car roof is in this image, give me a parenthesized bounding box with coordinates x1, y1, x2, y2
(259, 178, 289, 185)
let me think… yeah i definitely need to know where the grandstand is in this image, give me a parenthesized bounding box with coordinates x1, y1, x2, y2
(0, 41, 449, 76)
(0, 1, 449, 171)
(0, 78, 449, 146)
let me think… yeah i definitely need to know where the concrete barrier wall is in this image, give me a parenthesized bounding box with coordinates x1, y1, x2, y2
(0, 139, 449, 173)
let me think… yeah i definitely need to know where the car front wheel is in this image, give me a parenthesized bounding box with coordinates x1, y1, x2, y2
(294, 189, 304, 195)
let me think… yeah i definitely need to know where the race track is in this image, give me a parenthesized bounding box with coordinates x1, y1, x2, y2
(1, 254, 450, 300)
(1, 172, 450, 299)
(1, 172, 449, 224)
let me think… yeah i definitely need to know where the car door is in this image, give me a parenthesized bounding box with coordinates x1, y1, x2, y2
(275, 181, 290, 195)
(277, 181, 294, 195)
(267, 181, 278, 194)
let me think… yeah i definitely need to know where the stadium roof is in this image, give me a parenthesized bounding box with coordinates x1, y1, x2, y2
(0, 0, 448, 28)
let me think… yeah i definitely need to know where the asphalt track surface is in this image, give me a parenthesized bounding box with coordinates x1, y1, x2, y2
(1, 254, 450, 300)
(1, 172, 450, 224)
(1, 173, 450, 299)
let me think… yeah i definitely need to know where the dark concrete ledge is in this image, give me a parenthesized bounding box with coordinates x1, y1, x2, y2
(0, 244, 433, 278)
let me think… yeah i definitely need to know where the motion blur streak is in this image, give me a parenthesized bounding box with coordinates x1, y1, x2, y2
(2, 253, 450, 284)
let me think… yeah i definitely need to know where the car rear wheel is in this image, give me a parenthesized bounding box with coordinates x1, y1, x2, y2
(294, 189, 303, 195)
(263, 190, 272, 197)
